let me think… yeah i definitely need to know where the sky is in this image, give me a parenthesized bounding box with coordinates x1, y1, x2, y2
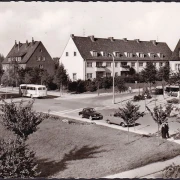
(0, 2, 180, 58)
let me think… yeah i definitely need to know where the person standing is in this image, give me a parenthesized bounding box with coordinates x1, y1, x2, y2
(165, 122, 170, 138)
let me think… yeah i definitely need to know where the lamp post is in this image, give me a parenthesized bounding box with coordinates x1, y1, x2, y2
(110, 53, 115, 104)
(144, 93, 147, 111)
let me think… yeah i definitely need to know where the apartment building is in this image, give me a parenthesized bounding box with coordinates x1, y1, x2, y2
(170, 39, 180, 73)
(2, 38, 55, 75)
(60, 34, 172, 81)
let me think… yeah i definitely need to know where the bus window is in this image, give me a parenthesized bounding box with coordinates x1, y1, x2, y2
(20, 86, 26, 89)
(43, 87, 46, 90)
(38, 87, 42, 90)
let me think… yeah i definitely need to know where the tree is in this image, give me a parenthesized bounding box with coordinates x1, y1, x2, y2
(114, 101, 144, 143)
(157, 62, 170, 94)
(128, 67, 136, 76)
(146, 104, 172, 145)
(54, 63, 68, 95)
(141, 62, 157, 92)
(115, 76, 128, 92)
(0, 138, 39, 178)
(0, 99, 48, 141)
(0, 54, 4, 82)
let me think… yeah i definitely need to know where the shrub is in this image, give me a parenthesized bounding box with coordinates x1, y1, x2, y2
(133, 95, 145, 101)
(0, 99, 48, 140)
(0, 138, 39, 178)
(167, 98, 179, 104)
(68, 81, 78, 92)
(85, 80, 97, 92)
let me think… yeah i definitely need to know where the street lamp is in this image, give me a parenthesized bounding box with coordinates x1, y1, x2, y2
(144, 93, 147, 111)
(110, 53, 115, 104)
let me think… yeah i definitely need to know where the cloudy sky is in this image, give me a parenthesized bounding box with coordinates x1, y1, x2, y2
(0, 2, 180, 58)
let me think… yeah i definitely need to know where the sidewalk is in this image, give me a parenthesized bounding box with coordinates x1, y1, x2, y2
(104, 155, 180, 178)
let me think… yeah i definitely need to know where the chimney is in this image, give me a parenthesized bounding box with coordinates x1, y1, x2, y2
(70, 34, 74, 38)
(108, 37, 114, 42)
(15, 40, 17, 46)
(150, 40, 157, 46)
(26, 40, 28, 47)
(89, 35, 95, 42)
(32, 37, 35, 45)
(123, 38, 128, 42)
(135, 39, 140, 43)
(18, 41, 21, 51)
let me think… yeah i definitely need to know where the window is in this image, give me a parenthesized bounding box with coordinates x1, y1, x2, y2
(158, 53, 164, 59)
(37, 56, 41, 61)
(39, 64, 43, 69)
(159, 62, 163, 67)
(115, 72, 118, 77)
(179, 51, 180, 57)
(87, 62, 92, 67)
(106, 62, 111, 67)
(87, 73, 92, 79)
(42, 57, 46, 61)
(101, 51, 108, 57)
(96, 62, 103, 67)
(139, 62, 143, 67)
(115, 62, 118, 67)
(90, 51, 98, 57)
(121, 62, 127, 66)
(17, 57, 21, 61)
(139, 53, 144, 58)
(39, 49, 42, 52)
(106, 73, 111, 77)
(125, 52, 133, 58)
(8, 57, 11, 62)
(73, 73, 77, 81)
(66, 52, 69, 56)
(131, 62, 135, 67)
(114, 52, 121, 57)
(149, 53, 155, 58)
(74, 52, 77, 56)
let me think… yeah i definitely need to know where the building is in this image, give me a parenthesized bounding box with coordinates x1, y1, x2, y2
(2, 38, 55, 75)
(170, 39, 180, 73)
(60, 34, 172, 81)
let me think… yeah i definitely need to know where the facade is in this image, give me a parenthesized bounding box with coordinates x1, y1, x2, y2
(2, 38, 55, 75)
(60, 34, 172, 81)
(170, 39, 180, 73)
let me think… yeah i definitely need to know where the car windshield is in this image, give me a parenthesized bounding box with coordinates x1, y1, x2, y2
(89, 108, 95, 112)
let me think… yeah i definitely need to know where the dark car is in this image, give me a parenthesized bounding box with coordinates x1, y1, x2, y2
(79, 108, 103, 120)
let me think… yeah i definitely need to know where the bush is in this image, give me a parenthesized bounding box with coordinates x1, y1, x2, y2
(0, 138, 39, 178)
(167, 98, 179, 104)
(85, 80, 97, 92)
(133, 95, 145, 101)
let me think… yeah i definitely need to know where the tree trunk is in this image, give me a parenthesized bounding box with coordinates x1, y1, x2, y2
(158, 123, 160, 146)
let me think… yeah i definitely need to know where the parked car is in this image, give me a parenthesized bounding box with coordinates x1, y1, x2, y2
(106, 114, 134, 127)
(78, 108, 103, 120)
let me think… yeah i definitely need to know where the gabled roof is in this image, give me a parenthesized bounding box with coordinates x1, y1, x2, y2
(2, 40, 41, 64)
(170, 39, 180, 61)
(71, 35, 172, 61)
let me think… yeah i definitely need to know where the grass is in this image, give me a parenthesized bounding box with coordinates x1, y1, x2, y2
(1, 116, 180, 178)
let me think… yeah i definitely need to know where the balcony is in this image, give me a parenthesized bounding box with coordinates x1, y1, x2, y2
(95, 66, 106, 72)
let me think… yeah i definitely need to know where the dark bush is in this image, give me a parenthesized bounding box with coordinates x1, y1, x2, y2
(167, 98, 179, 104)
(133, 95, 145, 101)
(68, 81, 78, 92)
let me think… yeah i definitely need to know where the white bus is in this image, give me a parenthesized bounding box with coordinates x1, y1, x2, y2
(19, 84, 47, 98)
(164, 85, 180, 98)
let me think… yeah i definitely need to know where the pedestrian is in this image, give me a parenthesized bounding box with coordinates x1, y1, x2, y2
(161, 123, 166, 139)
(165, 121, 170, 138)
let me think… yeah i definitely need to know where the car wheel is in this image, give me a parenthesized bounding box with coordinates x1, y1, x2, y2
(89, 116, 93, 120)
(107, 120, 111, 124)
(120, 122, 125, 127)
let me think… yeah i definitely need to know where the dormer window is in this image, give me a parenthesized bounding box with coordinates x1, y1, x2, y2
(8, 57, 11, 62)
(137, 52, 144, 58)
(125, 52, 133, 58)
(113, 51, 121, 57)
(148, 53, 155, 58)
(90, 50, 98, 57)
(157, 53, 164, 59)
(101, 51, 108, 57)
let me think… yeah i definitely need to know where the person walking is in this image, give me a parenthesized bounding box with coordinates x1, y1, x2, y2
(165, 122, 170, 138)
(161, 123, 166, 139)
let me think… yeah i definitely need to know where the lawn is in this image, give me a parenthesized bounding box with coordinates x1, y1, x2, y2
(1, 115, 180, 178)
